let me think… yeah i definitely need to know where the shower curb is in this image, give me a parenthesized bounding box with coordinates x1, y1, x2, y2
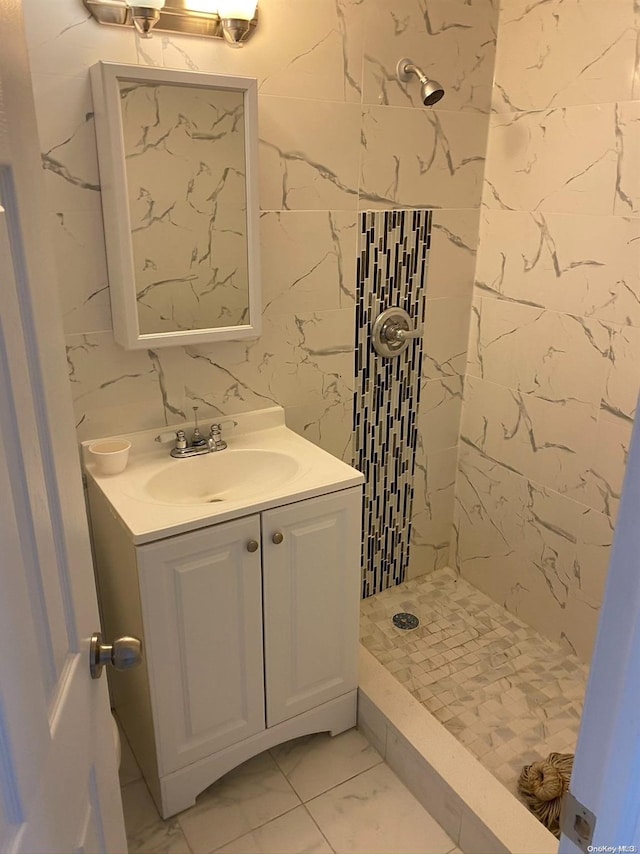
(357, 646, 557, 854)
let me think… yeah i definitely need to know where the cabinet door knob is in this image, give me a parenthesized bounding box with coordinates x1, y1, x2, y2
(246, 539, 259, 553)
(272, 532, 284, 545)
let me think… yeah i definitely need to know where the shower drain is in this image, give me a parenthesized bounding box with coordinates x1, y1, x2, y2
(392, 612, 419, 630)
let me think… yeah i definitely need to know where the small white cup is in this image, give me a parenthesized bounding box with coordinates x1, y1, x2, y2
(88, 439, 131, 475)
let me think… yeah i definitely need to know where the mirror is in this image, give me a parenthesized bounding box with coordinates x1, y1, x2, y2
(90, 62, 261, 349)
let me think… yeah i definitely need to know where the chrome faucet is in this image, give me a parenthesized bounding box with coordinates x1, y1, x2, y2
(170, 424, 227, 458)
(169, 409, 228, 458)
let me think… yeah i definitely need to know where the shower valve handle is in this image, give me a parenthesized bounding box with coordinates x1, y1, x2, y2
(372, 307, 422, 358)
(385, 323, 421, 343)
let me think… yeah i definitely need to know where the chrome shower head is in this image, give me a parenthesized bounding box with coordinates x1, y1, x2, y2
(397, 58, 445, 107)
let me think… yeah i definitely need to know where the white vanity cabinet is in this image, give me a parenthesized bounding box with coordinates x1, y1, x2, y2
(88, 480, 361, 819)
(262, 493, 360, 727)
(137, 515, 266, 776)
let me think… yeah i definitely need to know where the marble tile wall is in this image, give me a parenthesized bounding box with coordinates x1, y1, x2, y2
(453, 0, 640, 661)
(21, 0, 497, 580)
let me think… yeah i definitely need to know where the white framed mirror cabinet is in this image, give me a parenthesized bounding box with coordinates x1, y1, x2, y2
(90, 61, 261, 350)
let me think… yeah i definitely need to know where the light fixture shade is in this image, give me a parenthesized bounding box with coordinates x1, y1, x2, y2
(216, 0, 257, 20)
(124, 0, 165, 8)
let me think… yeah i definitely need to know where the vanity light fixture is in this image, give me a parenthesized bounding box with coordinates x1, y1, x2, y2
(125, 0, 165, 37)
(84, 0, 258, 45)
(216, 0, 257, 45)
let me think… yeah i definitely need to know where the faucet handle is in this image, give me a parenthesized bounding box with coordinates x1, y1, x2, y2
(175, 430, 188, 450)
(208, 424, 227, 452)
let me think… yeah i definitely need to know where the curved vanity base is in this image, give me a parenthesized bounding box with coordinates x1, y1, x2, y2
(158, 691, 357, 819)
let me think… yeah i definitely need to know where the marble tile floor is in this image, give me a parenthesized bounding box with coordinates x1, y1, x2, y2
(119, 726, 462, 854)
(360, 567, 589, 797)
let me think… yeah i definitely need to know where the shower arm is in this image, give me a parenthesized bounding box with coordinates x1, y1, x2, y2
(399, 61, 428, 86)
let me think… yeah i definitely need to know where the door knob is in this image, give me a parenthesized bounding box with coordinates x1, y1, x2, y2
(90, 632, 142, 680)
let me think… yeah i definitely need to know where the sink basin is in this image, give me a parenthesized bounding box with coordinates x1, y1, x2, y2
(140, 448, 301, 505)
(82, 407, 364, 543)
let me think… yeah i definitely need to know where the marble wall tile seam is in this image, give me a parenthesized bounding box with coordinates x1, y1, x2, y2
(259, 209, 358, 315)
(66, 321, 113, 336)
(358, 202, 450, 212)
(359, 106, 490, 211)
(257, 206, 477, 214)
(490, 97, 640, 115)
(456, 434, 613, 523)
(457, 374, 618, 515)
(262, 96, 494, 117)
(424, 294, 475, 305)
(453, 445, 601, 575)
(475, 199, 640, 220)
(67, 304, 359, 340)
(480, 101, 640, 218)
(429, 207, 486, 213)
(458, 362, 617, 450)
(491, 0, 639, 113)
(469, 291, 640, 342)
(372, 0, 498, 11)
(469, 288, 640, 336)
(259, 96, 362, 211)
(258, 93, 523, 116)
(258, 206, 486, 213)
(422, 439, 463, 458)
(66, 308, 357, 438)
(452, 444, 614, 659)
(466, 295, 640, 423)
(485, 104, 631, 119)
(418, 392, 462, 456)
(416, 377, 464, 464)
(471, 208, 640, 324)
(475, 206, 640, 222)
(362, 102, 495, 118)
(422, 309, 473, 381)
(362, 0, 499, 115)
(458, 370, 600, 410)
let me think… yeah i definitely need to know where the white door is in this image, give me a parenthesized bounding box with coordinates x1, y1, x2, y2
(560, 404, 640, 852)
(262, 488, 361, 727)
(137, 517, 265, 775)
(0, 0, 127, 851)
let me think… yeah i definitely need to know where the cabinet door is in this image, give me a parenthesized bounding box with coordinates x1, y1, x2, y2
(137, 516, 265, 775)
(262, 487, 361, 727)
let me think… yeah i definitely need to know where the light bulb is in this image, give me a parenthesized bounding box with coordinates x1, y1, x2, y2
(216, 0, 256, 46)
(125, 0, 165, 37)
(216, 0, 257, 20)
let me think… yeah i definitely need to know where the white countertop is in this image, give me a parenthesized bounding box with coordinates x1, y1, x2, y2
(82, 407, 364, 544)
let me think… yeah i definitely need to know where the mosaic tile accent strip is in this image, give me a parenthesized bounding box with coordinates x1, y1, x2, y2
(354, 209, 432, 598)
(360, 568, 588, 797)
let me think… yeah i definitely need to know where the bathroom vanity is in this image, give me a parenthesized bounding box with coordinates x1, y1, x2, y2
(84, 408, 363, 818)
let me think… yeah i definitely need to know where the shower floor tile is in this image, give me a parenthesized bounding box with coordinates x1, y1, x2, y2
(359, 568, 589, 797)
